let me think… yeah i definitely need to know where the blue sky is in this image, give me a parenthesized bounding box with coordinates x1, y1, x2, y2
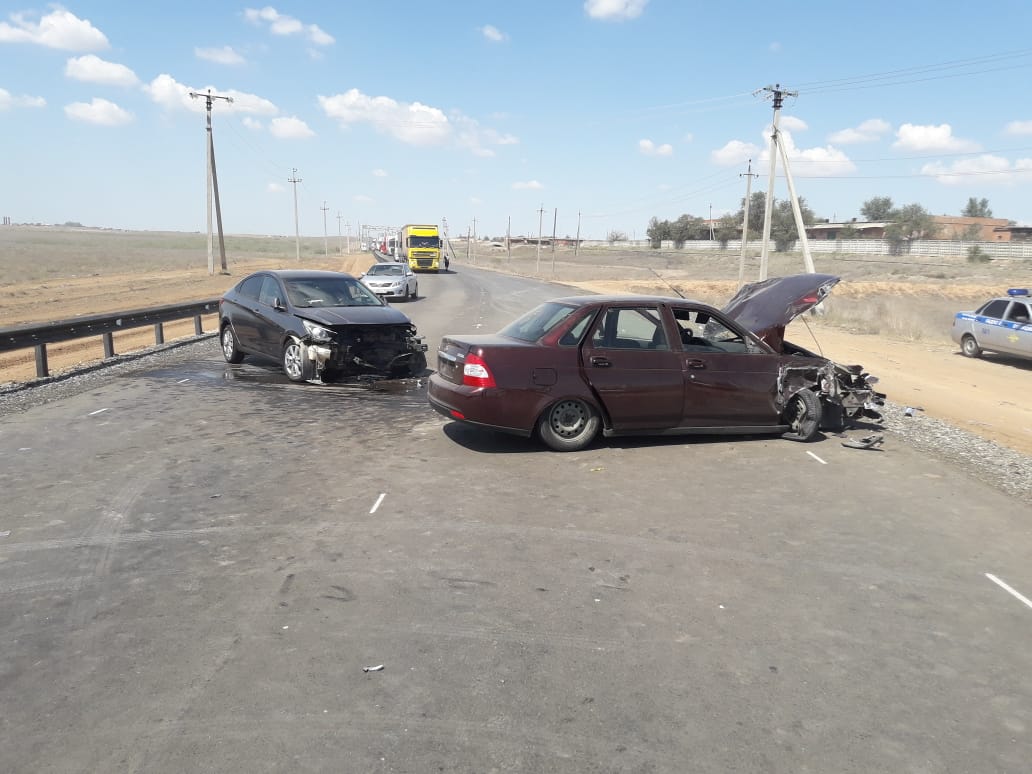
(3, 1, 1032, 241)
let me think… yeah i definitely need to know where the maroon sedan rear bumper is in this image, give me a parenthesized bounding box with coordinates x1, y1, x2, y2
(427, 373, 535, 437)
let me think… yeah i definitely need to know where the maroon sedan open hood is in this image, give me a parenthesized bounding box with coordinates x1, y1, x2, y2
(721, 273, 840, 348)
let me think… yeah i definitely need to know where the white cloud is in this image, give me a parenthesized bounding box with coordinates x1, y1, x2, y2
(1004, 120, 1032, 136)
(0, 8, 108, 51)
(65, 55, 139, 87)
(639, 139, 672, 156)
(711, 140, 761, 166)
(243, 116, 263, 130)
(762, 130, 856, 176)
(828, 118, 891, 144)
(354, 194, 374, 203)
(769, 41, 782, 53)
(195, 46, 246, 66)
(512, 180, 543, 190)
(372, 168, 388, 177)
(0, 87, 45, 110)
(893, 123, 980, 153)
(144, 74, 277, 116)
(480, 24, 506, 42)
(269, 116, 313, 139)
(780, 115, 808, 132)
(64, 97, 133, 126)
(267, 182, 284, 193)
(920, 154, 1032, 185)
(584, 0, 648, 20)
(319, 88, 450, 146)
(244, 7, 334, 45)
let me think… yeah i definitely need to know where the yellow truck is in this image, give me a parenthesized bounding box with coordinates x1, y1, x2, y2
(400, 224, 445, 271)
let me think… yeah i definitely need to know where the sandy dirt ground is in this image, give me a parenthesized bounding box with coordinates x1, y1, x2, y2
(2, 243, 1031, 456)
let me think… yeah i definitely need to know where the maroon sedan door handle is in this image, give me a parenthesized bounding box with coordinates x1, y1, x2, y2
(686, 359, 707, 369)
(590, 356, 612, 368)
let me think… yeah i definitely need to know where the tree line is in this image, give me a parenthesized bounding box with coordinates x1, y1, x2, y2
(646, 196, 999, 254)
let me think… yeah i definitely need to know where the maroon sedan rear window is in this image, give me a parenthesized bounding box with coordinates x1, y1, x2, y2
(499, 302, 578, 342)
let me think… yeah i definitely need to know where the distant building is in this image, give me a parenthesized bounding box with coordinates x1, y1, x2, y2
(804, 216, 1012, 241)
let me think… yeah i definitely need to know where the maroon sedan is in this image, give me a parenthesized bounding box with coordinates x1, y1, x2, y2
(427, 274, 883, 451)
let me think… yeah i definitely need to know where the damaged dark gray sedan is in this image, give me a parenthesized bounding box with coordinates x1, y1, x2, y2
(219, 270, 428, 382)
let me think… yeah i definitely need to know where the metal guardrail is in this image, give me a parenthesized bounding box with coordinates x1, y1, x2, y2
(0, 298, 221, 378)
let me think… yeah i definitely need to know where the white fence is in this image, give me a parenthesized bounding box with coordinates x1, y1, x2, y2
(580, 238, 1032, 260)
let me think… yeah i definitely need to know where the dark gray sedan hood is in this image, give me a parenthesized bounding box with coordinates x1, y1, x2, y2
(298, 305, 411, 326)
(722, 273, 839, 347)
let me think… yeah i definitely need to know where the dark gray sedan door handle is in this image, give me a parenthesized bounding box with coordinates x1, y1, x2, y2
(590, 356, 611, 368)
(686, 359, 707, 369)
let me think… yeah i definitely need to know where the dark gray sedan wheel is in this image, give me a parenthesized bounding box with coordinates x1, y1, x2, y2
(221, 325, 244, 364)
(538, 399, 600, 452)
(961, 334, 982, 358)
(782, 389, 822, 442)
(282, 339, 306, 382)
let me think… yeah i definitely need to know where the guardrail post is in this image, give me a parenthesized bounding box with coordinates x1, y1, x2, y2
(34, 344, 49, 378)
(102, 332, 115, 359)
(154, 323, 165, 345)
(194, 315, 204, 336)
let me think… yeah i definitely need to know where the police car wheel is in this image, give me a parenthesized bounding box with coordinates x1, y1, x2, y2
(960, 335, 982, 358)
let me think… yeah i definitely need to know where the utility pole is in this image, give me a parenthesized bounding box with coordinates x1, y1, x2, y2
(336, 211, 343, 255)
(188, 89, 233, 275)
(288, 169, 302, 261)
(345, 221, 351, 254)
(471, 216, 477, 264)
(536, 204, 544, 272)
(575, 211, 581, 256)
(466, 226, 471, 261)
(506, 215, 511, 262)
(551, 207, 557, 276)
(738, 159, 759, 287)
(321, 201, 329, 257)
(756, 83, 814, 279)
(709, 204, 714, 241)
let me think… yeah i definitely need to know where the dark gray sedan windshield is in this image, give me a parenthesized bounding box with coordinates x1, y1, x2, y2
(286, 277, 383, 308)
(499, 302, 578, 342)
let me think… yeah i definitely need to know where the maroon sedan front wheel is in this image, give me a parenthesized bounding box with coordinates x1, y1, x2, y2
(538, 399, 600, 452)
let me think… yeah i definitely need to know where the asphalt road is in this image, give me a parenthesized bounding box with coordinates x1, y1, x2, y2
(1, 266, 1030, 773)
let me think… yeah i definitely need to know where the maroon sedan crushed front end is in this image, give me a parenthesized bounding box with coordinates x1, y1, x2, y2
(427, 274, 884, 451)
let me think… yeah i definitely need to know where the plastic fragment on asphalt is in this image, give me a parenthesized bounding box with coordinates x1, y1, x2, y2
(590, 467, 604, 472)
(0, 530, 10, 538)
(903, 406, 925, 417)
(363, 664, 385, 672)
(842, 434, 884, 450)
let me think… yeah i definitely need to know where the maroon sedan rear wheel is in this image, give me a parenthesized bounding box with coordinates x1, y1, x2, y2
(538, 399, 600, 452)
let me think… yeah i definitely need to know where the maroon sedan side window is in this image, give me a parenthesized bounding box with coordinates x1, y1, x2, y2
(590, 307, 668, 350)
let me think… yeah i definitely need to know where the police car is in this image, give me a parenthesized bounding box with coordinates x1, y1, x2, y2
(951, 288, 1032, 360)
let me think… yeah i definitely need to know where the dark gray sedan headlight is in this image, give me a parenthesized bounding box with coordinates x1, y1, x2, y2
(303, 320, 333, 342)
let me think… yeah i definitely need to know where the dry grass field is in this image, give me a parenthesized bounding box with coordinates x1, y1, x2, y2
(3, 225, 1032, 454)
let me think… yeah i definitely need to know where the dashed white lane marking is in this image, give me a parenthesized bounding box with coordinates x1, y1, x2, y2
(88, 408, 109, 416)
(177, 378, 191, 384)
(806, 451, 827, 465)
(370, 493, 386, 514)
(986, 573, 1032, 611)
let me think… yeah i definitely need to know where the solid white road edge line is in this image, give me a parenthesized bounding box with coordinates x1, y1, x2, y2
(370, 493, 386, 514)
(88, 408, 109, 416)
(806, 451, 827, 465)
(986, 573, 1032, 611)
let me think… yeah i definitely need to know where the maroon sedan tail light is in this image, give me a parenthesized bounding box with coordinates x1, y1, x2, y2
(462, 353, 496, 388)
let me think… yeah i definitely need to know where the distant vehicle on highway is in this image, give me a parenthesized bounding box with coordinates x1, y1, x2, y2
(359, 262, 418, 300)
(219, 270, 427, 383)
(428, 274, 884, 451)
(952, 288, 1031, 360)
